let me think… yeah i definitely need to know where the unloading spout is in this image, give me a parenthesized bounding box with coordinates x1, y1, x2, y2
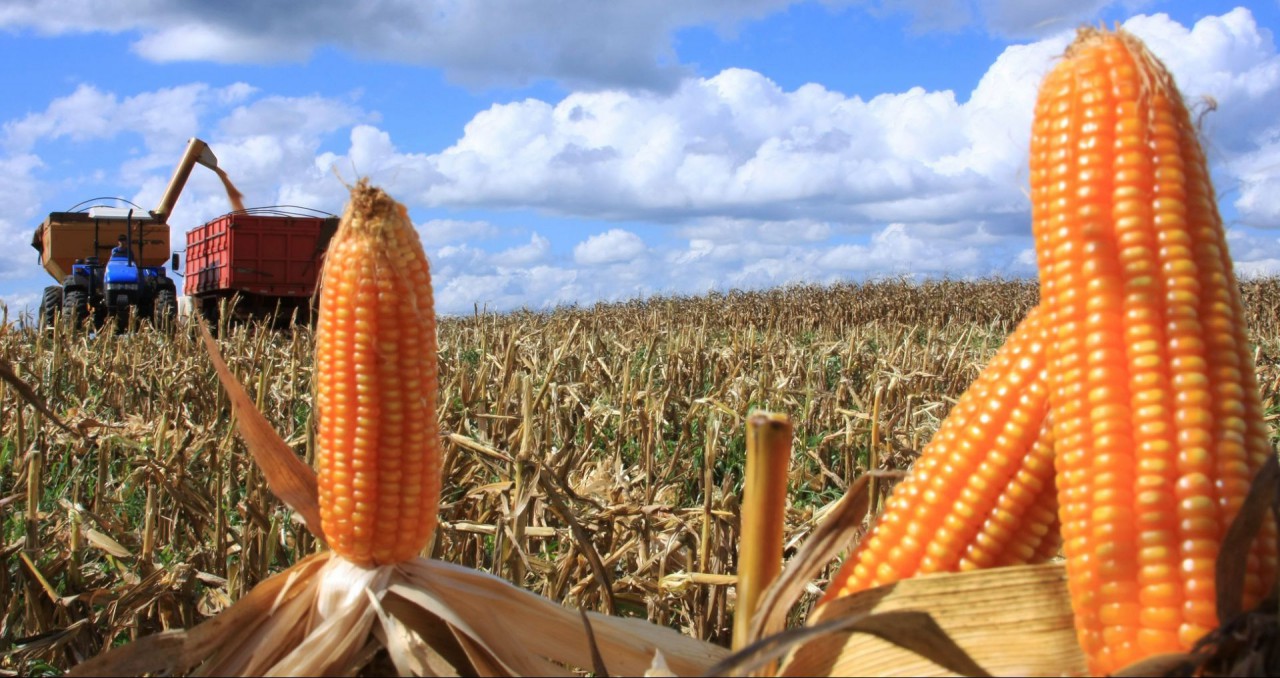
(151, 137, 218, 223)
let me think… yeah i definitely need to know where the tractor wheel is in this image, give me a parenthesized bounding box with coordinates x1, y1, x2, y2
(154, 288, 178, 329)
(38, 286, 62, 330)
(62, 289, 88, 328)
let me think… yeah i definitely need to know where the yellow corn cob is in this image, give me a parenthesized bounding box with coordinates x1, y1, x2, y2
(821, 305, 1059, 601)
(1030, 27, 1276, 673)
(315, 179, 442, 567)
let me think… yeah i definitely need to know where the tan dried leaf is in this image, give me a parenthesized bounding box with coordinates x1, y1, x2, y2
(84, 528, 132, 558)
(780, 563, 1085, 677)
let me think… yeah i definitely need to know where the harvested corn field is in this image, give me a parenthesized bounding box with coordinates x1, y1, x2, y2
(4, 277, 1280, 674)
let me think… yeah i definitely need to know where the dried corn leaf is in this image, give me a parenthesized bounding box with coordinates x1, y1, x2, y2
(84, 528, 132, 558)
(779, 563, 1085, 677)
(711, 609, 987, 678)
(1109, 652, 1203, 677)
(395, 557, 728, 676)
(1216, 454, 1279, 621)
(748, 474, 870, 645)
(198, 318, 325, 543)
(0, 357, 82, 438)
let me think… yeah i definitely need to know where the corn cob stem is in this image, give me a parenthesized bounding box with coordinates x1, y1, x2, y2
(734, 412, 793, 651)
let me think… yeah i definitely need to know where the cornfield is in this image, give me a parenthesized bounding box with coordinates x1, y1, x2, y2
(4, 276, 1280, 675)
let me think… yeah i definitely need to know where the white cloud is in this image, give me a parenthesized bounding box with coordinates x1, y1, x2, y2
(417, 216, 1036, 315)
(491, 233, 551, 268)
(574, 229, 647, 265)
(679, 218, 833, 244)
(330, 58, 1047, 229)
(418, 219, 501, 246)
(818, 223, 982, 274)
(308, 8, 1280, 242)
(126, 96, 369, 240)
(0, 1, 1161, 90)
(0, 289, 44, 325)
(0, 0, 819, 91)
(1, 83, 235, 155)
(1226, 228, 1280, 279)
(0, 80, 372, 286)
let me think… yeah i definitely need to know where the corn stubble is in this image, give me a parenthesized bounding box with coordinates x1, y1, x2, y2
(1, 272, 1066, 675)
(4, 266, 1280, 674)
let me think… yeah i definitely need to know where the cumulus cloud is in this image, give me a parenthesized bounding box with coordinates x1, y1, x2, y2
(2, 83, 252, 155)
(0, 80, 361, 226)
(418, 219, 501, 246)
(574, 229, 647, 265)
(121, 95, 369, 238)
(0, 79, 371, 306)
(491, 233, 552, 268)
(325, 43, 1064, 229)
(0, 0, 826, 91)
(0, 1, 1137, 81)
(307, 9, 1280, 238)
(818, 223, 982, 273)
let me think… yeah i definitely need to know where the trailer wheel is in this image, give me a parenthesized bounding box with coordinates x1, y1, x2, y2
(62, 289, 88, 328)
(38, 286, 62, 330)
(196, 297, 220, 328)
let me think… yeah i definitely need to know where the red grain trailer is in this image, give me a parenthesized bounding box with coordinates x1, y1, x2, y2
(181, 209, 339, 325)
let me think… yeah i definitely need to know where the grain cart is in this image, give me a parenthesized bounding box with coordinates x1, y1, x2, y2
(32, 137, 219, 329)
(178, 208, 339, 326)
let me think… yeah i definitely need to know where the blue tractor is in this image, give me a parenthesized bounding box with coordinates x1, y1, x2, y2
(48, 208, 179, 329)
(33, 138, 218, 330)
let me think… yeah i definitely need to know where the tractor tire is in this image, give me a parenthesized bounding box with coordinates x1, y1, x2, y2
(154, 288, 178, 329)
(62, 289, 88, 328)
(38, 286, 62, 330)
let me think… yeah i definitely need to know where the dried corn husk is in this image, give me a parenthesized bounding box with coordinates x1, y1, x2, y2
(779, 564, 1085, 677)
(70, 550, 725, 676)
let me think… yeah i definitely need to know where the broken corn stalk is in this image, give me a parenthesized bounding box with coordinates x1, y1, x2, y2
(1031, 27, 1277, 673)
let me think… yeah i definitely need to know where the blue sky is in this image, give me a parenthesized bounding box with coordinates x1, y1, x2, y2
(4, 1, 1280, 316)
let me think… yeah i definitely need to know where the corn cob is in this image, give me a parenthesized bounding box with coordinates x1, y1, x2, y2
(315, 179, 442, 567)
(821, 305, 1059, 601)
(1030, 27, 1276, 673)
